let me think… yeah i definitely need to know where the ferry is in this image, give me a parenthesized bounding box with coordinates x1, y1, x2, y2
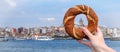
(14, 38, 26, 40)
(0, 36, 8, 42)
(34, 36, 54, 41)
(110, 37, 120, 41)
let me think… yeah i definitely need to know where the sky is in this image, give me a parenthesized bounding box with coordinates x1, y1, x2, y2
(0, 0, 120, 28)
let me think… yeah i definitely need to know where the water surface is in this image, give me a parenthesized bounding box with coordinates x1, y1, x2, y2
(0, 39, 119, 52)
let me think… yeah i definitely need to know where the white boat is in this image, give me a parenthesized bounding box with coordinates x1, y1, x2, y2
(110, 37, 120, 41)
(14, 38, 26, 40)
(0, 36, 8, 42)
(34, 36, 54, 41)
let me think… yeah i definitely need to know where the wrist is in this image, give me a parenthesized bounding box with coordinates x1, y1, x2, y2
(102, 46, 116, 52)
(94, 44, 116, 52)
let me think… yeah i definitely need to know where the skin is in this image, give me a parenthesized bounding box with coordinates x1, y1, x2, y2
(77, 27, 116, 52)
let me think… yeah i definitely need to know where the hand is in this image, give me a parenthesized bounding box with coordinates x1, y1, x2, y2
(77, 27, 116, 52)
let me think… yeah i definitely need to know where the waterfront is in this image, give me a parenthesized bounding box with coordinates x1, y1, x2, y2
(1, 26, 120, 41)
(0, 39, 119, 52)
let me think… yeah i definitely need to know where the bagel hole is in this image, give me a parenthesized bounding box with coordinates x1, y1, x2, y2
(74, 14, 88, 28)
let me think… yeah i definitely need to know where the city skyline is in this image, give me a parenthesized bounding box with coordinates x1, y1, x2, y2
(0, 0, 120, 28)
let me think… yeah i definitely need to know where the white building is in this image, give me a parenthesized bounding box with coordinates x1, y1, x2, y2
(111, 28, 120, 37)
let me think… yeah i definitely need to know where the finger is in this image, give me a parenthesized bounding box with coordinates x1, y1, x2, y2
(77, 40, 90, 45)
(96, 27, 102, 33)
(95, 27, 103, 36)
(82, 27, 93, 38)
(77, 40, 91, 47)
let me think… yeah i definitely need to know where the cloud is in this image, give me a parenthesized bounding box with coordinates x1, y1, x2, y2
(5, 0, 16, 8)
(47, 18, 55, 21)
(39, 17, 55, 22)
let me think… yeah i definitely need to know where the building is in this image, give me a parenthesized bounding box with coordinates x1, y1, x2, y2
(110, 28, 120, 37)
(34, 27, 41, 35)
(11, 28, 17, 37)
(18, 27, 24, 34)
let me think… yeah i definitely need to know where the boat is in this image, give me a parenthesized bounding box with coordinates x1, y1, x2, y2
(110, 37, 120, 41)
(33, 36, 54, 41)
(0, 36, 8, 42)
(14, 38, 26, 40)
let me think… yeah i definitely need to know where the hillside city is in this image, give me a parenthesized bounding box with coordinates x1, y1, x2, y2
(0, 25, 120, 40)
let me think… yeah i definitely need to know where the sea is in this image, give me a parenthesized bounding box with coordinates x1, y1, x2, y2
(0, 39, 119, 52)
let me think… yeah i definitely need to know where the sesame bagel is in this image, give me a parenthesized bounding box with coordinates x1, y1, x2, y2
(63, 5, 98, 40)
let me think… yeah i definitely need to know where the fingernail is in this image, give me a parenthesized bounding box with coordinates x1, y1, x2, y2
(81, 27, 86, 30)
